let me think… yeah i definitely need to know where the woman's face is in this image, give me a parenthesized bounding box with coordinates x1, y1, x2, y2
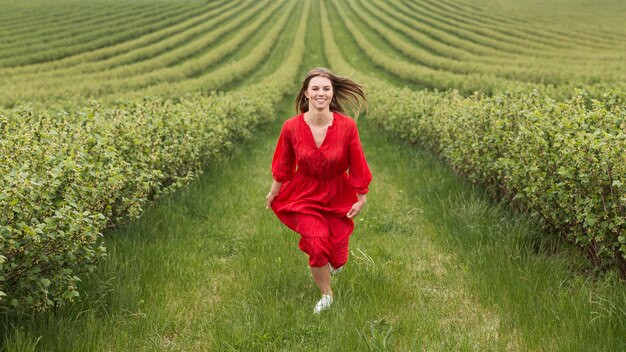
(305, 76, 334, 111)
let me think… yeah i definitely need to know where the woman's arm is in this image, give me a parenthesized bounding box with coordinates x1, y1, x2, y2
(348, 123, 372, 194)
(267, 121, 294, 209)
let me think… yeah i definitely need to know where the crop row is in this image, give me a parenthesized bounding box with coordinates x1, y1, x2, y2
(320, 0, 626, 276)
(416, 0, 620, 52)
(446, 0, 625, 43)
(0, 0, 286, 107)
(0, 0, 236, 77)
(0, 2, 178, 51)
(132, 0, 298, 98)
(399, 0, 625, 57)
(372, 0, 623, 71)
(0, 0, 242, 81)
(0, 2, 207, 67)
(374, 0, 551, 62)
(0, 94, 273, 311)
(395, 0, 569, 58)
(327, 0, 625, 99)
(0, 1, 150, 41)
(0, 0, 311, 312)
(0, 1, 214, 45)
(367, 87, 626, 275)
(413, 0, 572, 53)
(387, 0, 626, 63)
(350, 0, 625, 86)
(370, 0, 626, 70)
(1, 0, 253, 84)
(428, 0, 620, 49)
(394, 0, 625, 61)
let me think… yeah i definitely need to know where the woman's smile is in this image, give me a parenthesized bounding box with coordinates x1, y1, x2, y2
(314, 96, 328, 105)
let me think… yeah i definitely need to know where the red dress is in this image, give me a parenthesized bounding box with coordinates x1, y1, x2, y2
(270, 111, 372, 267)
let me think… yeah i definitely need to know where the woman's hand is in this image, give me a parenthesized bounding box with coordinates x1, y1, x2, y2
(266, 180, 283, 209)
(347, 194, 367, 219)
(266, 190, 279, 209)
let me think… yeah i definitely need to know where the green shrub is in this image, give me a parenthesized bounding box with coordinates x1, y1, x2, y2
(0, 91, 274, 311)
(368, 87, 626, 273)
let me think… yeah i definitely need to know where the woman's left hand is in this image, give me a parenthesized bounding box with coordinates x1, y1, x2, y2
(347, 194, 367, 219)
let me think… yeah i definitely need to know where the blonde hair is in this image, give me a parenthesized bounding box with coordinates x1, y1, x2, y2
(294, 67, 367, 118)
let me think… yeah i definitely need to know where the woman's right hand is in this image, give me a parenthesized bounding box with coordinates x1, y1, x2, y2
(266, 180, 283, 209)
(265, 190, 278, 209)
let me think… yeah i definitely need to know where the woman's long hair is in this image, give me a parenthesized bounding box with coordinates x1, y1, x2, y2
(295, 67, 367, 118)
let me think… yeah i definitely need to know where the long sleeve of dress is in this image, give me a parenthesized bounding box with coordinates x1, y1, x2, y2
(271, 122, 296, 182)
(348, 122, 372, 194)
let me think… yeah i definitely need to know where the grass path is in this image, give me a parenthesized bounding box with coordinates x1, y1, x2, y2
(2, 96, 625, 351)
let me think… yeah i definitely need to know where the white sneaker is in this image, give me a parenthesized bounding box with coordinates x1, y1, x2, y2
(329, 263, 343, 276)
(313, 294, 333, 314)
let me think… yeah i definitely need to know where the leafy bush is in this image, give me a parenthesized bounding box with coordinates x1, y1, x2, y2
(0, 91, 273, 311)
(367, 87, 626, 273)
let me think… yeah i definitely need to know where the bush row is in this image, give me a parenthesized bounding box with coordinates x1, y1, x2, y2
(0, 0, 278, 108)
(0, 2, 203, 67)
(353, 0, 624, 86)
(393, 0, 624, 59)
(331, 0, 625, 100)
(0, 92, 272, 311)
(366, 87, 626, 273)
(0, 0, 241, 80)
(321, 0, 626, 274)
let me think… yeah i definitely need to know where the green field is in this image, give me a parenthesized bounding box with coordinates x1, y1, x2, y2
(1, 0, 625, 350)
(1, 0, 624, 107)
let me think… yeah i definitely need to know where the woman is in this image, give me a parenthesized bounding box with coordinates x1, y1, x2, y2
(265, 67, 372, 314)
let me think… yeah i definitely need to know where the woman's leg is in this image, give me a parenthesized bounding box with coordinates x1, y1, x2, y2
(299, 237, 334, 296)
(310, 265, 333, 296)
(299, 236, 335, 313)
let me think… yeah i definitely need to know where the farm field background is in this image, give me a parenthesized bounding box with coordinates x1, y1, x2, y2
(1, 0, 626, 350)
(1, 0, 625, 108)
